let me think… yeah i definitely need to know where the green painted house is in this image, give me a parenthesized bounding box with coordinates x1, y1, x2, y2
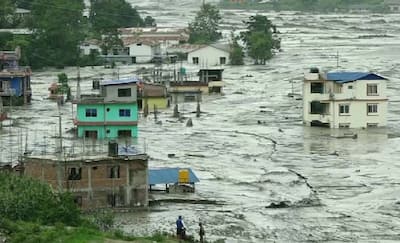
(75, 77, 139, 139)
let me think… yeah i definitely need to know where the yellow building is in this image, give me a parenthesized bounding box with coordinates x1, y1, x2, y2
(139, 83, 170, 111)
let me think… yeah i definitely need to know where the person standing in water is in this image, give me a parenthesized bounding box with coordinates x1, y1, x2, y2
(176, 216, 186, 239)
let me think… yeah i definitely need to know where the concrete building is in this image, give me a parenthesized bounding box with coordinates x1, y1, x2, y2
(0, 48, 32, 105)
(22, 144, 148, 209)
(75, 77, 139, 139)
(187, 44, 230, 67)
(138, 83, 170, 111)
(385, 0, 400, 12)
(79, 39, 102, 55)
(303, 68, 388, 129)
(123, 39, 156, 64)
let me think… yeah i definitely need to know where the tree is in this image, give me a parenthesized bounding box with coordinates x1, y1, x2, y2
(90, 0, 144, 34)
(0, 0, 15, 28)
(28, 0, 85, 68)
(229, 33, 244, 65)
(0, 172, 81, 225)
(241, 15, 280, 65)
(188, 3, 221, 44)
(144, 16, 156, 27)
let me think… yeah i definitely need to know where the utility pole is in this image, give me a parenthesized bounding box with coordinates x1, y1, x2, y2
(336, 51, 339, 70)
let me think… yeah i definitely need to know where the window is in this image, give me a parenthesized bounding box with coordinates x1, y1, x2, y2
(184, 95, 196, 102)
(68, 167, 82, 180)
(192, 57, 199, 64)
(84, 130, 98, 139)
(85, 108, 97, 117)
(367, 84, 378, 96)
(310, 82, 324, 93)
(348, 85, 353, 89)
(220, 57, 226, 65)
(118, 130, 131, 137)
(367, 123, 378, 128)
(339, 104, 350, 115)
(367, 103, 378, 114)
(136, 43, 142, 46)
(118, 88, 131, 97)
(310, 101, 329, 114)
(119, 109, 131, 117)
(339, 123, 350, 128)
(109, 166, 120, 178)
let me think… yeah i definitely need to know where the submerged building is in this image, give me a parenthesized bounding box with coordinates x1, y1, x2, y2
(22, 143, 148, 209)
(0, 48, 32, 105)
(303, 68, 387, 128)
(75, 77, 139, 139)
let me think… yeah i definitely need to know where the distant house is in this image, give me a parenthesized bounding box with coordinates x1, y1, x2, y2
(122, 38, 157, 64)
(79, 39, 102, 55)
(0, 48, 32, 105)
(119, 27, 189, 56)
(303, 68, 388, 128)
(187, 44, 230, 67)
(385, 0, 400, 12)
(74, 77, 139, 139)
(22, 144, 149, 209)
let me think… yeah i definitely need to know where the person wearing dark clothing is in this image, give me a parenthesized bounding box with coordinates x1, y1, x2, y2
(176, 216, 186, 239)
(199, 222, 205, 243)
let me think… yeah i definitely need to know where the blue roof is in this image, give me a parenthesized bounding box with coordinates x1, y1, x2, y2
(149, 168, 200, 185)
(101, 77, 140, 86)
(327, 72, 386, 83)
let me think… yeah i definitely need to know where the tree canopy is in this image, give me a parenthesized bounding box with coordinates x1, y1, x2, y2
(0, 0, 16, 28)
(229, 33, 244, 65)
(89, 0, 144, 34)
(0, 172, 80, 225)
(188, 3, 222, 44)
(241, 15, 280, 65)
(28, 0, 85, 68)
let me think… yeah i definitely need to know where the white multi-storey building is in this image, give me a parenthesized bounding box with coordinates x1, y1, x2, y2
(303, 68, 388, 128)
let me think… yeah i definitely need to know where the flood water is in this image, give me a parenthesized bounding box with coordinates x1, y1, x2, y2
(2, 1, 400, 242)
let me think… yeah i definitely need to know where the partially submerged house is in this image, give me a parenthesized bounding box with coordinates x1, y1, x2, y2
(303, 68, 387, 128)
(199, 68, 224, 93)
(385, 0, 400, 12)
(187, 44, 230, 66)
(0, 48, 32, 105)
(22, 142, 148, 209)
(74, 77, 139, 139)
(149, 167, 200, 193)
(138, 83, 170, 111)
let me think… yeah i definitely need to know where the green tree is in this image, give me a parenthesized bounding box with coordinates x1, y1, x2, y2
(28, 0, 85, 68)
(241, 15, 280, 65)
(0, 0, 15, 28)
(144, 16, 156, 27)
(90, 0, 144, 34)
(229, 33, 244, 65)
(188, 3, 222, 44)
(0, 172, 81, 225)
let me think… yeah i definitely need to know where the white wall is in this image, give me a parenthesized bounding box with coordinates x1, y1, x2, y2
(303, 79, 387, 128)
(187, 46, 230, 66)
(128, 43, 153, 63)
(80, 44, 101, 55)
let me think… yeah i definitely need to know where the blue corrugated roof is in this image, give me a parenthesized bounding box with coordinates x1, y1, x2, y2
(101, 77, 140, 86)
(149, 167, 200, 185)
(327, 72, 386, 83)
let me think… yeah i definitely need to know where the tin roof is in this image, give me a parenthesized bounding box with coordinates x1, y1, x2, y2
(326, 72, 386, 83)
(101, 77, 141, 86)
(149, 167, 200, 185)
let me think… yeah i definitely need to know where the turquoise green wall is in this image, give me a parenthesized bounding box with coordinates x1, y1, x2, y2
(105, 125, 138, 138)
(77, 125, 105, 138)
(77, 104, 105, 122)
(104, 103, 138, 122)
(76, 103, 138, 139)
